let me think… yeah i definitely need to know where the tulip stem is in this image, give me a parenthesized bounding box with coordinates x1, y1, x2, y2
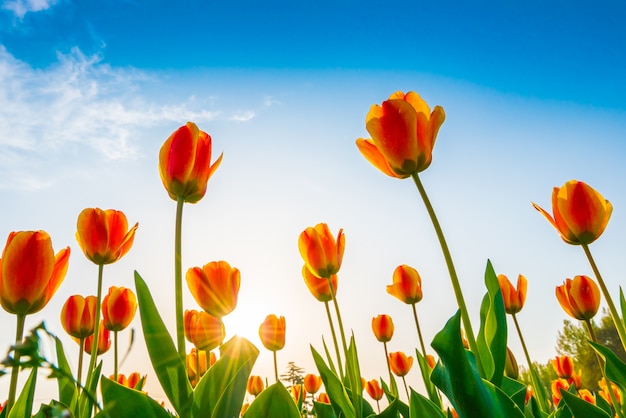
(383, 342, 397, 397)
(323, 300, 344, 380)
(273, 350, 279, 383)
(512, 313, 549, 412)
(6, 313, 26, 414)
(84, 262, 104, 410)
(584, 319, 624, 418)
(581, 244, 626, 352)
(412, 303, 428, 359)
(175, 196, 186, 360)
(77, 338, 85, 386)
(113, 330, 119, 381)
(411, 172, 483, 376)
(401, 375, 410, 402)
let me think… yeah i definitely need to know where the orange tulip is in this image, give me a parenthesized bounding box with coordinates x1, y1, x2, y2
(365, 379, 384, 401)
(186, 348, 208, 387)
(159, 121, 223, 204)
(317, 392, 330, 404)
(298, 223, 345, 279)
(102, 286, 137, 332)
(303, 374, 322, 394)
(556, 275, 600, 321)
(356, 91, 445, 178)
(302, 266, 338, 302)
(75, 208, 138, 265)
(551, 378, 569, 406)
(551, 355, 574, 379)
(389, 351, 413, 377)
(259, 314, 286, 351)
(0, 230, 70, 316)
(240, 402, 250, 416)
(569, 370, 582, 390)
(186, 260, 240, 317)
(426, 354, 436, 369)
(497, 274, 527, 315)
(599, 377, 622, 405)
(532, 180, 612, 245)
(111, 372, 145, 390)
(291, 384, 306, 404)
(372, 314, 394, 343)
(578, 389, 596, 405)
(184, 309, 225, 351)
(60, 295, 97, 339)
(247, 375, 264, 396)
(84, 320, 111, 355)
(387, 264, 423, 305)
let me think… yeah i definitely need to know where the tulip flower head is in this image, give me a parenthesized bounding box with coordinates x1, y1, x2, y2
(259, 314, 286, 351)
(388, 351, 413, 377)
(356, 91, 446, 178)
(556, 275, 600, 321)
(102, 286, 137, 332)
(599, 377, 623, 405)
(387, 264, 423, 304)
(532, 180, 612, 245)
(365, 379, 384, 401)
(0, 230, 70, 316)
(372, 314, 394, 343)
(76, 208, 138, 265)
(301, 266, 338, 302)
(551, 355, 574, 379)
(184, 309, 225, 351)
(504, 347, 519, 380)
(317, 392, 330, 404)
(84, 320, 111, 355)
(60, 295, 97, 339)
(298, 223, 345, 279)
(303, 374, 322, 394)
(186, 260, 240, 317)
(247, 375, 264, 397)
(551, 378, 570, 406)
(578, 389, 596, 405)
(497, 274, 527, 315)
(186, 348, 208, 387)
(291, 384, 306, 404)
(112, 372, 145, 391)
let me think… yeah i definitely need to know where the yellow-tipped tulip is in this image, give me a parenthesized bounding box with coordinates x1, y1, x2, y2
(60, 295, 97, 339)
(184, 309, 225, 351)
(389, 351, 413, 377)
(387, 264, 423, 304)
(75, 208, 138, 265)
(298, 223, 345, 279)
(247, 375, 264, 396)
(301, 265, 338, 302)
(303, 373, 322, 394)
(187, 261, 240, 318)
(259, 314, 286, 351)
(556, 275, 600, 321)
(102, 286, 137, 332)
(497, 274, 527, 315)
(372, 314, 394, 343)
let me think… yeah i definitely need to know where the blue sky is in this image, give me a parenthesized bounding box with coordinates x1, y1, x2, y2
(1, 0, 626, 407)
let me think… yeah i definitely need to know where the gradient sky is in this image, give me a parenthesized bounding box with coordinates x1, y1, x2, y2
(1, 0, 626, 408)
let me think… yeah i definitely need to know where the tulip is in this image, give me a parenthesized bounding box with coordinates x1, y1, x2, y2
(365, 379, 384, 401)
(298, 223, 345, 279)
(60, 295, 97, 339)
(599, 377, 623, 405)
(0, 231, 70, 316)
(551, 355, 574, 379)
(184, 309, 225, 351)
(111, 372, 145, 391)
(569, 370, 582, 390)
(556, 275, 600, 321)
(504, 347, 519, 380)
(426, 354, 436, 369)
(497, 274, 527, 315)
(578, 389, 596, 405)
(291, 384, 306, 404)
(387, 264, 423, 304)
(102, 286, 137, 332)
(259, 314, 286, 351)
(84, 321, 111, 355)
(159, 121, 223, 204)
(75, 208, 138, 265)
(186, 261, 240, 317)
(303, 374, 322, 394)
(389, 351, 413, 377)
(317, 393, 330, 404)
(186, 348, 208, 387)
(532, 180, 612, 246)
(247, 375, 264, 397)
(302, 265, 338, 302)
(372, 314, 394, 343)
(551, 378, 569, 406)
(241, 403, 250, 416)
(356, 91, 445, 178)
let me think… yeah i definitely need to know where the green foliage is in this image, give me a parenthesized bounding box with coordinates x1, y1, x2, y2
(240, 382, 302, 418)
(96, 377, 175, 418)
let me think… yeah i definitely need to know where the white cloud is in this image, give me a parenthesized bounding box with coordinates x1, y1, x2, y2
(1, 0, 58, 19)
(229, 111, 255, 122)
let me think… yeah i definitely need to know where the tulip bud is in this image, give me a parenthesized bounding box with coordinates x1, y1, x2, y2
(371, 314, 394, 343)
(258, 314, 286, 351)
(555, 275, 600, 321)
(298, 223, 345, 279)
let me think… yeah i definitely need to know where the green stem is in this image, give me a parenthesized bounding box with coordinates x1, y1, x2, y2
(6, 313, 26, 414)
(411, 303, 428, 358)
(323, 300, 344, 380)
(78, 338, 85, 387)
(273, 350, 279, 383)
(85, 263, 104, 394)
(512, 314, 549, 412)
(584, 319, 624, 418)
(113, 331, 118, 381)
(401, 375, 410, 402)
(581, 244, 626, 351)
(383, 342, 396, 397)
(175, 196, 186, 360)
(411, 172, 484, 376)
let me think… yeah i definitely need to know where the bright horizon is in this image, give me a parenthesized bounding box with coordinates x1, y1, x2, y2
(1, 0, 626, 408)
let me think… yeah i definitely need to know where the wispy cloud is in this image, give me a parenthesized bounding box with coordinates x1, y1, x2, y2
(229, 111, 256, 122)
(1, 0, 58, 19)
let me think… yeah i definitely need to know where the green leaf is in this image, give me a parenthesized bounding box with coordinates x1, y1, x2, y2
(96, 376, 174, 418)
(192, 336, 258, 418)
(484, 379, 524, 418)
(500, 376, 528, 411)
(345, 336, 364, 418)
(380, 379, 408, 418)
(321, 337, 338, 377)
(135, 271, 192, 418)
(620, 287, 626, 332)
(477, 260, 507, 386)
(312, 401, 337, 418)
(244, 381, 301, 418)
(589, 341, 626, 389)
(8, 367, 38, 418)
(409, 389, 446, 418)
(416, 349, 442, 407)
(431, 310, 502, 418)
(54, 335, 78, 411)
(559, 389, 610, 418)
(312, 345, 356, 418)
(33, 401, 74, 418)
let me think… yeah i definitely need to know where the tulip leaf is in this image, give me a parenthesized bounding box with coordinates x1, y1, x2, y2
(32, 401, 73, 417)
(589, 341, 626, 389)
(192, 336, 258, 418)
(243, 381, 301, 418)
(380, 379, 408, 418)
(416, 349, 442, 407)
(499, 376, 527, 411)
(8, 367, 37, 418)
(135, 271, 192, 418)
(96, 376, 174, 418)
(54, 335, 78, 411)
(477, 260, 507, 386)
(312, 401, 337, 418)
(312, 345, 356, 418)
(621, 287, 626, 337)
(345, 335, 365, 418)
(409, 389, 446, 418)
(321, 336, 338, 378)
(484, 379, 524, 418)
(431, 310, 503, 418)
(559, 389, 610, 418)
